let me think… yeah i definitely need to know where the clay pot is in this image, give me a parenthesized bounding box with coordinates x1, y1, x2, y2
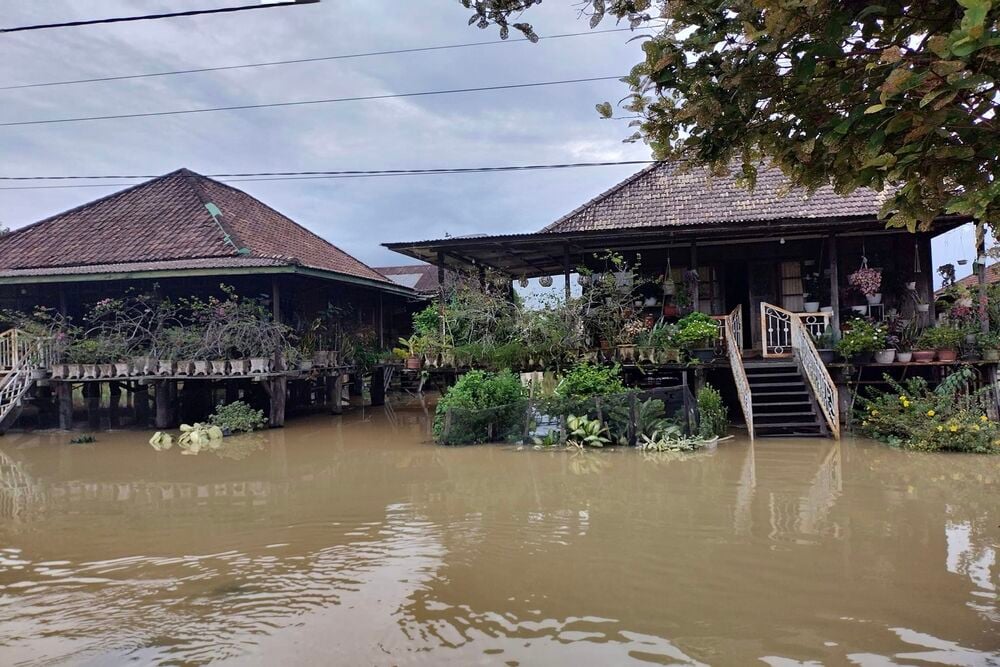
(874, 350, 896, 364)
(405, 356, 422, 370)
(896, 351, 913, 363)
(936, 349, 958, 363)
(912, 350, 936, 363)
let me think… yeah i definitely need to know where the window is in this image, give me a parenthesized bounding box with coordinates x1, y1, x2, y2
(697, 266, 723, 314)
(780, 261, 805, 312)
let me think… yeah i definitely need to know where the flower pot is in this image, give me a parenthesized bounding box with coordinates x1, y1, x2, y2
(98, 364, 114, 378)
(849, 352, 874, 365)
(616, 345, 637, 363)
(113, 362, 131, 378)
(229, 359, 249, 375)
(327, 350, 339, 367)
(851, 305, 868, 315)
(936, 349, 958, 363)
(50, 364, 67, 379)
(82, 364, 99, 379)
(905, 281, 917, 291)
(866, 293, 883, 305)
(662, 305, 679, 318)
(211, 360, 228, 375)
(660, 348, 681, 364)
(818, 349, 835, 365)
(299, 359, 314, 372)
(192, 360, 210, 376)
(643, 297, 658, 307)
(403, 356, 421, 370)
(131, 357, 151, 376)
(896, 351, 913, 363)
(983, 349, 1000, 362)
(965, 334, 977, 345)
(912, 350, 936, 363)
(313, 350, 330, 367)
(820, 306, 834, 314)
(157, 360, 175, 376)
(31, 368, 48, 381)
(803, 301, 820, 313)
(874, 349, 896, 364)
(65, 364, 82, 379)
(440, 351, 456, 368)
(250, 357, 270, 374)
(637, 347, 655, 364)
(424, 353, 439, 369)
(692, 348, 715, 363)
(916, 304, 930, 313)
(175, 361, 193, 376)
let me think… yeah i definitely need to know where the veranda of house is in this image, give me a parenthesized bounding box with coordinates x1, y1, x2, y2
(386, 162, 1000, 440)
(0, 169, 422, 432)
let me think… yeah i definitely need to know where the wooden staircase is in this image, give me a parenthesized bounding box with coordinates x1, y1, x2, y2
(0, 330, 54, 432)
(745, 361, 827, 438)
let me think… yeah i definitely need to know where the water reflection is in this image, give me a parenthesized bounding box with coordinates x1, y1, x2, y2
(0, 401, 996, 665)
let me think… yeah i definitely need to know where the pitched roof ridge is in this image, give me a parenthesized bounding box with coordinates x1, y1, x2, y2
(6, 251, 277, 272)
(0, 168, 192, 245)
(179, 169, 245, 255)
(189, 173, 392, 283)
(539, 161, 665, 233)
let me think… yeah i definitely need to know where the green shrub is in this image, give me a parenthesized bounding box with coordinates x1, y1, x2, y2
(836, 318, 887, 357)
(697, 385, 729, 438)
(434, 370, 527, 445)
(857, 369, 999, 454)
(554, 363, 625, 398)
(916, 326, 963, 350)
(209, 400, 268, 433)
(675, 312, 720, 349)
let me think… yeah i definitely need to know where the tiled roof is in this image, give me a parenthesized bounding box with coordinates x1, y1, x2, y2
(540, 161, 893, 233)
(374, 264, 441, 294)
(0, 169, 392, 285)
(0, 257, 285, 278)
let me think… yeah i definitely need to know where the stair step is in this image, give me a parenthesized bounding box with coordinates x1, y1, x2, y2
(755, 411, 817, 420)
(749, 381, 808, 389)
(747, 372, 802, 380)
(755, 420, 821, 428)
(753, 399, 813, 407)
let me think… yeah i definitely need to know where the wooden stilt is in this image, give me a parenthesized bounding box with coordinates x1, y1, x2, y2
(57, 382, 73, 430)
(134, 383, 150, 428)
(155, 381, 172, 429)
(370, 366, 386, 407)
(331, 373, 345, 415)
(84, 382, 101, 431)
(269, 376, 287, 427)
(109, 382, 122, 428)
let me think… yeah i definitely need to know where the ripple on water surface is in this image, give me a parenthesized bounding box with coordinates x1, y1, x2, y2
(0, 410, 997, 665)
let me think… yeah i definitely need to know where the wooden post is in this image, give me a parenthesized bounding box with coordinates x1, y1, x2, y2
(225, 381, 239, 404)
(976, 220, 989, 333)
(134, 383, 150, 428)
(920, 233, 935, 321)
(563, 243, 572, 302)
(437, 251, 446, 340)
(84, 382, 101, 431)
(690, 242, 700, 312)
(828, 234, 840, 338)
(370, 365, 386, 407)
(109, 382, 122, 428)
(155, 381, 172, 429)
(57, 382, 73, 430)
(330, 373, 345, 415)
(271, 277, 282, 324)
(269, 376, 287, 427)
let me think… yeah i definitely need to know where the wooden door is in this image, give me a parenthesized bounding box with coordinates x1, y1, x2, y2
(748, 262, 777, 349)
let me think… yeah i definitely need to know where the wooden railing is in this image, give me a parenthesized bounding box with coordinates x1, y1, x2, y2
(724, 306, 754, 441)
(761, 309, 830, 358)
(761, 303, 840, 439)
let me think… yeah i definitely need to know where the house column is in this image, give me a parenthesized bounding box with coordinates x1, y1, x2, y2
(563, 243, 571, 301)
(271, 277, 281, 323)
(919, 233, 935, 321)
(828, 235, 840, 337)
(436, 251, 446, 340)
(690, 242, 700, 312)
(976, 221, 989, 333)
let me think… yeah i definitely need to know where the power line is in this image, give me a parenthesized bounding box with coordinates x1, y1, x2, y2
(0, 75, 623, 127)
(1, 1, 319, 34)
(0, 27, 644, 91)
(0, 160, 657, 190)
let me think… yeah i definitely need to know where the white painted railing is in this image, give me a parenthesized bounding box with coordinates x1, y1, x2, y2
(0, 336, 52, 426)
(724, 306, 753, 441)
(0, 330, 56, 372)
(761, 309, 830, 358)
(761, 303, 840, 439)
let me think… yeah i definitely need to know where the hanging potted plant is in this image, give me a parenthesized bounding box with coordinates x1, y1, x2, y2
(848, 265, 882, 305)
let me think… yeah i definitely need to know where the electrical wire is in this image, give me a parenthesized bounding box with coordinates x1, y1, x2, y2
(1, 2, 313, 34)
(0, 27, 648, 91)
(0, 76, 624, 127)
(0, 160, 657, 190)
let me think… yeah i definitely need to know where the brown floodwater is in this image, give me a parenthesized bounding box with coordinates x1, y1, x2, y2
(0, 398, 997, 666)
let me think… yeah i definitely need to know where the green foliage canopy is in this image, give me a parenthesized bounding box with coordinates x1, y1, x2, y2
(461, 0, 1000, 233)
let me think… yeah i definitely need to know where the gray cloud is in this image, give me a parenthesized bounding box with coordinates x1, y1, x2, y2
(0, 0, 651, 266)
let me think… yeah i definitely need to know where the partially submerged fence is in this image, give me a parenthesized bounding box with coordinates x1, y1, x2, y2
(435, 385, 699, 446)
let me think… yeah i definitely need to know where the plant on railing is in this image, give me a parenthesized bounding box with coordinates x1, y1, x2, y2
(858, 369, 999, 454)
(697, 385, 729, 438)
(835, 318, 887, 359)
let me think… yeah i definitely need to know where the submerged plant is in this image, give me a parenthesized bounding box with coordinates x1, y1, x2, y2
(209, 401, 268, 433)
(566, 414, 611, 448)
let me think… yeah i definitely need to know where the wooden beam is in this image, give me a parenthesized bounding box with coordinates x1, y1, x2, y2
(563, 243, 571, 301)
(57, 382, 73, 430)
(271, 277, 281, 323)
(269, 376, 287, 427)
(690, 242, 700, 312)
(828, 235, 840, 338)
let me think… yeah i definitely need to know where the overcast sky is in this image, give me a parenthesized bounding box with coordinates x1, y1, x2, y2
(0, 0, 986, 285)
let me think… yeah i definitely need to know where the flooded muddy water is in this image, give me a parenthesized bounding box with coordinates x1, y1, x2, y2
(0, 399, 997, 665)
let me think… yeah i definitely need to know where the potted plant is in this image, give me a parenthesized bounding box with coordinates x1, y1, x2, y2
(979, 332, 1000, 362)
(895, 320, 919, 363)
(616, 318, 646, 363)
(675, 312, 719, 363)
(802, 271, 823, 313)
(874, 332, 898, 364)
(848, 266, 883, 305)
(395, 335, 422, 370)
(67, 338, 102, 379)
(835, 318, 886, 364)
(915, 327, 963, 363)
(811, 326, 837, 365)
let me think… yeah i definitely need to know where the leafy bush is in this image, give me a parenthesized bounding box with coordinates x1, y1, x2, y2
(836, 318, 887, 357)
(916, 326, 963, 350)
(978, 331, 1000, 351)
(434, 370, 527, 445)
(209, 401, 268, 433)
(554, 363, 625, 398)
(675, 312, 720, 349)
(566, 414, 611, 448)
(857, 369, 999, 454)
(697, 385, 729, 438)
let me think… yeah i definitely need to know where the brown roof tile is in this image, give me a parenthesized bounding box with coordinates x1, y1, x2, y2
(540, 161, 892, 233)
(0, 169, 392, 285)
(374, 264, 442, 294)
